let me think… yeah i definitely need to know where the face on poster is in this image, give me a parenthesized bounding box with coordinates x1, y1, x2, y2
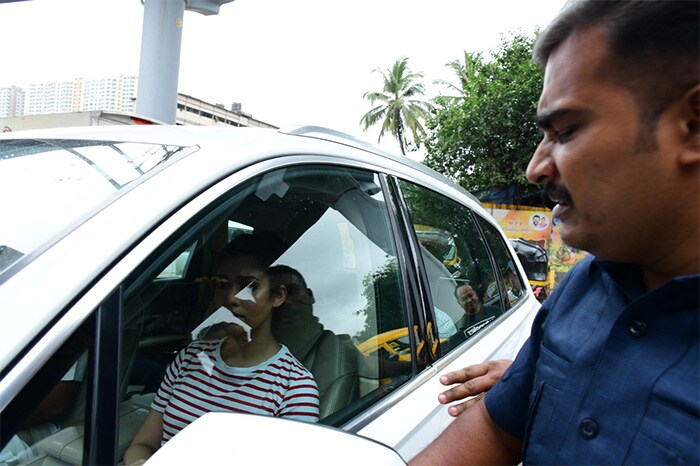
(529, 213, 549, 230)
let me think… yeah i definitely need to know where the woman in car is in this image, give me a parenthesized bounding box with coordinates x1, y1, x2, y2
(124, 233, 320, 465)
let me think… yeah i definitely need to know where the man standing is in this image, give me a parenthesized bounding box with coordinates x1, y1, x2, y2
(411, 0, 699, 464)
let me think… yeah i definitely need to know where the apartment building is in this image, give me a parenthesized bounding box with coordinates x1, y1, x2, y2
(25, 76, 137, 115)
(0, 86, 25, 117)
(4, 76, 275, 129)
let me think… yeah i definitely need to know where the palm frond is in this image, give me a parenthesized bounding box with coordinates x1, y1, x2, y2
(361, 57, 432, 154)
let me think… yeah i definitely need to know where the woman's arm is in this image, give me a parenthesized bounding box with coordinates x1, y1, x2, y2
(123, 409, 164, 465)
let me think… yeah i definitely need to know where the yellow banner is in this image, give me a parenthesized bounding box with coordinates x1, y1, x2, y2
(484, 206, 589, 289)
(488, 209, 553, 251)
(548, 218, 588, 285)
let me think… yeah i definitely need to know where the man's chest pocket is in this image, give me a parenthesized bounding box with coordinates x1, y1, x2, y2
(522, 343, 571, 463)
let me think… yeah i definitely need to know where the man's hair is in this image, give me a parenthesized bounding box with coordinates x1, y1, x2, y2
(267, 265, 315, 305)
(454, 283, 484, 301)
(534, 0, 699, 147)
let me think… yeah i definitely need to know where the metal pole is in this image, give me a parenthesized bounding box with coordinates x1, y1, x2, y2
(136, 0, 185, 124)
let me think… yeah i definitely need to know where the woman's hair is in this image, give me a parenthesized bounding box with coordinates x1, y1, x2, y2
(217, 231, 287, 270)
(216, 231, 289, 300)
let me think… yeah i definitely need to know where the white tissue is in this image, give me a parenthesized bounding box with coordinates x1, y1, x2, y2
(191, 306, 252, 342)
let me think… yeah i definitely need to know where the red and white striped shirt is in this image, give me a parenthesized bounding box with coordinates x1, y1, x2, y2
(151, 339, 320, 444)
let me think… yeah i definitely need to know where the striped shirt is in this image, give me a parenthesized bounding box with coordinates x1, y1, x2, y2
(151, 339, 320, 444)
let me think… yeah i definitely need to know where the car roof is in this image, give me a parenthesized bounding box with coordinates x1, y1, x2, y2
(0, 124, 478, 201)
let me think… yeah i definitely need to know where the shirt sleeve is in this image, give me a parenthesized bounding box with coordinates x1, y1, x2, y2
(484, 261, 581, 439)
(435, 306, 458, 338)
(277, 369, 320, 423)
(151, 346, 188, 413)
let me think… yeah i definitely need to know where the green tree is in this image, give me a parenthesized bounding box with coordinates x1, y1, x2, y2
(361, 57, 434, 155)
(423, 33, 544, 205)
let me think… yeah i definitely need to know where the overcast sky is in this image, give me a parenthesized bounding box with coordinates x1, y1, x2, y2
(0, 0, 563, 156)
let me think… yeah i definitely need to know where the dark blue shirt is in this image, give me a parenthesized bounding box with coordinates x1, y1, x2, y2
(486, 255, 699, 464)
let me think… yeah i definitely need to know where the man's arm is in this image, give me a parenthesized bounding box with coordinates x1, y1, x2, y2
(409, 398, 522, 465)
(24, 381, 81, 426)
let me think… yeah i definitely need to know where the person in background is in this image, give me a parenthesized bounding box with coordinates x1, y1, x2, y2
(412, 0, 699, 464)
(0, 354, 87, 466)
(124, 233, 319, 465)
(446, 284, 502, 349)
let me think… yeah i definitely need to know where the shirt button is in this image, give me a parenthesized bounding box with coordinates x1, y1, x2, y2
(579, 418, 598, 439)
(629, 320, 648, 337)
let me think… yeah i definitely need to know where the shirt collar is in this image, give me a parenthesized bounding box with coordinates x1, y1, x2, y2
(589, 256, 700, 304)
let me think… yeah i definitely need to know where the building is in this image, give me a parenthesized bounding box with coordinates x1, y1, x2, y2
(5, 76, 276, 129)
(0, 86, 25, 117)
(176, 94, 276, 129)
(78, 76, 138, 113)
(26, 80, 76, 115)
(25, 76, 137, 115)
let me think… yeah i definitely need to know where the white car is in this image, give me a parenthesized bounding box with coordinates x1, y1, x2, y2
(0, 125, 539, 465)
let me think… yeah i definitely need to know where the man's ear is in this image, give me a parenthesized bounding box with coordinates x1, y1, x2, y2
(678, 84, 700, 166)
(272, 284, 288, 308)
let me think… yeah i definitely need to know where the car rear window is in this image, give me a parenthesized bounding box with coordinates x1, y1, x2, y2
(0, 138, 194, 276)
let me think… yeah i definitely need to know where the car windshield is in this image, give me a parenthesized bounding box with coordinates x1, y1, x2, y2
(0, 138, 193, 276)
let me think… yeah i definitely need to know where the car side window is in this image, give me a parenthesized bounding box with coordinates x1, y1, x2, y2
(118, 164, 414, 455)
(476, 216, 527, 308)
(0, 318, 93, 466)
(398, 180, 505, 351)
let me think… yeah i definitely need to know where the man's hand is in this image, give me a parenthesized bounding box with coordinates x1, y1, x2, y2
(438, 359, 512, 417)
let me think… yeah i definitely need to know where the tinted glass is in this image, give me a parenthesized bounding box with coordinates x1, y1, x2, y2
(117, 165, 413, 459)
(0, 319, 93, 465)
(398, 180, 504, 351)
(477, 216, 527, 308)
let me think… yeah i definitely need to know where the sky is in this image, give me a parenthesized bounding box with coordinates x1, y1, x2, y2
(0, 0, 564, 157)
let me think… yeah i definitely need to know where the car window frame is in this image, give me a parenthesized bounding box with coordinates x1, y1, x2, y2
(385, 176, 441, 364)
(387, 174, 530, 362)
(117, 160, 436, 433)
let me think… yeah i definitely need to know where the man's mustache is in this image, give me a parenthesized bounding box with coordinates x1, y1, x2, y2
(545, 183, 573, 206)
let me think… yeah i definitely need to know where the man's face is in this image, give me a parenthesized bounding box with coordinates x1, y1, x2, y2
(527, 25, 675, 262)
(457, 285, 480, 315)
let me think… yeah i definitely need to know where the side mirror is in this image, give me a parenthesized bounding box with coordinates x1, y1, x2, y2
(147, 412, 407, 465)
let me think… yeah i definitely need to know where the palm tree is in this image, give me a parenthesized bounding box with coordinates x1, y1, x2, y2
(433, 51, 484, 101)
(360, 57, 434, 155)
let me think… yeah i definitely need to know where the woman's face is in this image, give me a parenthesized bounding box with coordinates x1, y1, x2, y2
(213, 254, 285, 331)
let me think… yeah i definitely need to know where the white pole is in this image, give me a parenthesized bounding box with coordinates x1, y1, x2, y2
(136, 0, 185, 124)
